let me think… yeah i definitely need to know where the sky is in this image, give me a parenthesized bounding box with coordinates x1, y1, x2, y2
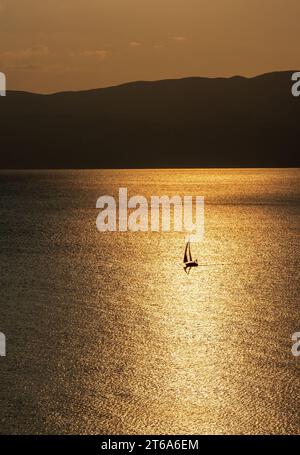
(0, 0, 299, 93)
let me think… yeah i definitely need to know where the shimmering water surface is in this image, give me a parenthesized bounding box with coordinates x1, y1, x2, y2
(0, 169, 299, 434)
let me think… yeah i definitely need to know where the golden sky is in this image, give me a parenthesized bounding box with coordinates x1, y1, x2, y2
(0, 0, 299, 93)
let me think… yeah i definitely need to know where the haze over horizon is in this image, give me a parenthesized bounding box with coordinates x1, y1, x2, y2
(0, 0, 299, 93)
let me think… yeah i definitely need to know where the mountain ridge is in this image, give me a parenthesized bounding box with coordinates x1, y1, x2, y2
(0, 71, 299, 168)
(6, 70, 297, 96)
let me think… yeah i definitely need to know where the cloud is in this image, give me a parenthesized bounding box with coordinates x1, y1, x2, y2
(173, 36, 187, 43)
(0, 45, 51, 70)
(129, 41, 142, 48)
(0, 45, 50, 61)
(153, 44, 164, 50)
(73, 50, 107, 60)
(11, 63, 75, 73)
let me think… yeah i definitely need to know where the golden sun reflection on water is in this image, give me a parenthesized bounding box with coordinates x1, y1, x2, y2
(0, 169, 299, 434)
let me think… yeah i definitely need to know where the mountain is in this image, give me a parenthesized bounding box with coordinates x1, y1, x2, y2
(0, 71, 299, 168)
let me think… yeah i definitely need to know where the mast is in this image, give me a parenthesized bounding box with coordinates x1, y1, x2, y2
(183, 242, 189, 263)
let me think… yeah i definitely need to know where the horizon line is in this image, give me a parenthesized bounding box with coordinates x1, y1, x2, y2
(5, 69, 298, 96)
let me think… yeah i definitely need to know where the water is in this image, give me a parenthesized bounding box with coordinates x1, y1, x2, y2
(0, 169, 299, 435)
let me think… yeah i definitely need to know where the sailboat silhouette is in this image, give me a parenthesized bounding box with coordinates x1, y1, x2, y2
(183, 241, 198, 274)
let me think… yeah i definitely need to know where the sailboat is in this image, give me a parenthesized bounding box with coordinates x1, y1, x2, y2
(183, 240, 199, 274)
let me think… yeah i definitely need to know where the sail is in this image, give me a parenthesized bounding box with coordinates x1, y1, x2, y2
(183, 239, 198, 273)
(184, 241, 193, 263)
(183, 242, 189, 263)
(188, 241, 192, 262)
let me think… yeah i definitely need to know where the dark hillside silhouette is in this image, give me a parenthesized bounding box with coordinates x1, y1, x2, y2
(0, 71, 299, 168)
